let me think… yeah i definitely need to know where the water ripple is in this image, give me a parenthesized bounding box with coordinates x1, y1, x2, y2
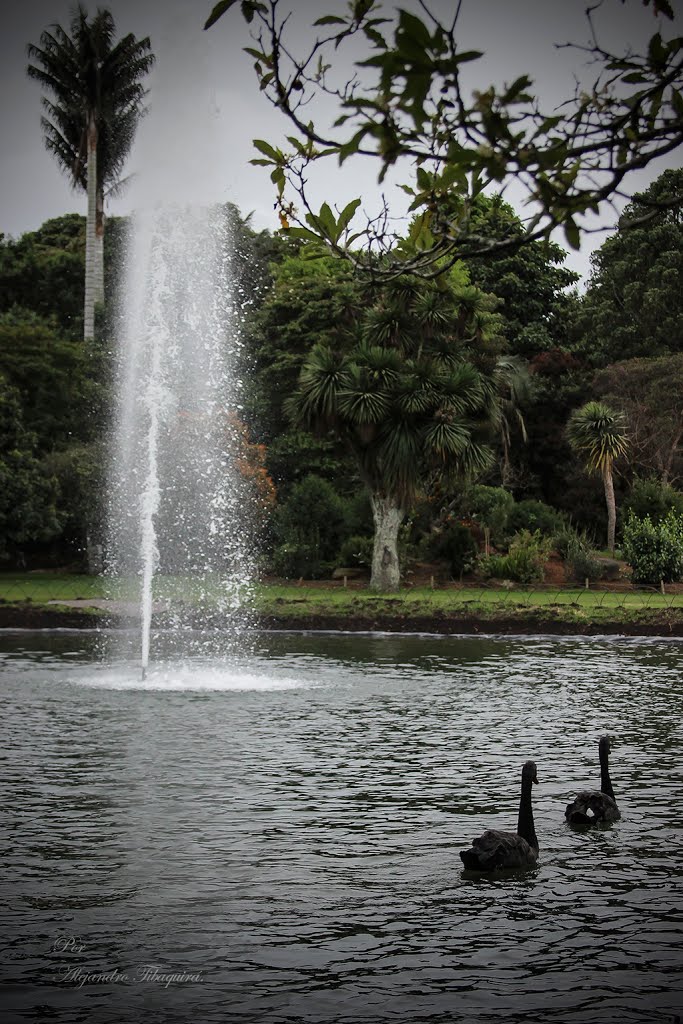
(0, 631, 681, 1023)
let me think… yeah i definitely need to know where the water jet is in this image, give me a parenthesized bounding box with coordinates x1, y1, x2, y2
(108, 203, 253, 672)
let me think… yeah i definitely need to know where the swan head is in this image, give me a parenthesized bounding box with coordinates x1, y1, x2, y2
(599, 735, 612, 755)
(522, 760, 538, 785)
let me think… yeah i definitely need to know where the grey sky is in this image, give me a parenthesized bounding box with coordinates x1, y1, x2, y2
(1, 0, 680, 284)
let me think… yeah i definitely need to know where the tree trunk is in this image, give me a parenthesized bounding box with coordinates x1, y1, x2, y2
(95, 186, 105, 307)
(603, 465, 617, 554)
(84, 114, 98, 340)
(370, 493, 403, 591)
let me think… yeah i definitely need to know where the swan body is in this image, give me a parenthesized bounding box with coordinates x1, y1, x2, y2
(565, 735, 621, 825)
(460, 761, 539, 871)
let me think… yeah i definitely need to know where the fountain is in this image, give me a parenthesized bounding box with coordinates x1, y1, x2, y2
(107, 203, 254, 674)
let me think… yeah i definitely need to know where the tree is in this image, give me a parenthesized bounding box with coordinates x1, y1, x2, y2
(490, 355, 531, 488)
(567, 401, 629, 554)
(463, 196, 580, 358)
(205, 0, 683, 278)
(594, 353, 683, 485)
(0, 215, 85, 335)
(464, 484, 514, 556)
(243, 251, 366, 492)
(0, 376, 59, 561)
(575, 170, 683, 365)
(27, 6, 154, 338)
(289, 267, 502, 589)
(0, 309, 90, 451)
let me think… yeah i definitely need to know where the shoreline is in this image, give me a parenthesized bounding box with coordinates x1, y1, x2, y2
(1, 605, 682, 637)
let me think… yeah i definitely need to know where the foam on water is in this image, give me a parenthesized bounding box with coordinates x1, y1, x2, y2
(68, 661, 306, 692)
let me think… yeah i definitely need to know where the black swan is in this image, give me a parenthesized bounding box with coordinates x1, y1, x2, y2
(565, 735, 621, 825)
(459, 760, 539, 871)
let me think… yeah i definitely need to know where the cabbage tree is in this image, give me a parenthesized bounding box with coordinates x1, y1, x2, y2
(567, 401, 629, 554)
(289, 273, 501, 590)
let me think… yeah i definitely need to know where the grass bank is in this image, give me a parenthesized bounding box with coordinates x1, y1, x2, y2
(253, 584, 683, 635)
(1, 575, 682, 635)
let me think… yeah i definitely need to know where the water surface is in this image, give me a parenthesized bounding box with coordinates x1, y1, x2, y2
(1, 630, 682, 1023)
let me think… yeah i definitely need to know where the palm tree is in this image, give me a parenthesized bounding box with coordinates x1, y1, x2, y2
(289, 274, 501, 590)
(491, 354, 531, 487)
(28, 6, 155, 339)
(567, 401, 629, 555)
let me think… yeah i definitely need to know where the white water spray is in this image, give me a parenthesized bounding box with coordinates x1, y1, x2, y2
(108, 204, 253, 673)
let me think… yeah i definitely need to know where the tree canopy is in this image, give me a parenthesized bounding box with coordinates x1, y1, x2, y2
(594, 353, 683, 485)
(575, 169, 683, 364)
(288, 261, 505, 587)
(27, 5, 155, 337)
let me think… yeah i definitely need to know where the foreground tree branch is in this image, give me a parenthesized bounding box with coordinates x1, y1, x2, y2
(206, 0, 683, 278)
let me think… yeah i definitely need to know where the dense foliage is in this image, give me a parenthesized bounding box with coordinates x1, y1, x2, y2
(622, 511, 683, 584)
(1, 168, 682, 587)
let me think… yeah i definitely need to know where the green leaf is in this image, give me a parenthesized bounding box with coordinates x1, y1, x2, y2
(338, 128, 369, 164)
(396, 10, 432, 51)
(283, 227, 325, 243)
(241, 1, 267, 24)
(336, 198, 361, 235)
(648, 32, 666, 70)
(252, 138, 281, 161)
(317, 202, 337, 239)
(416, 167, 431, 190)
(244, 47, 271, 64)
(204, 0, 239, 30)
(314, 15, 346, 26)
(450, 50, 484, 65)
(270, 167, 286, 196)
(563, 219, 581, 251)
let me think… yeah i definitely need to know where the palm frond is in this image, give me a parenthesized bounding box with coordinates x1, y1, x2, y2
(567, 401, 629, 472)
(27, 8, 155, 195)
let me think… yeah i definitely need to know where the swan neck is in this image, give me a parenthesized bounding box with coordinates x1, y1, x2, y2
(600, 745, 616, 800)
(517, 775, 538, 850)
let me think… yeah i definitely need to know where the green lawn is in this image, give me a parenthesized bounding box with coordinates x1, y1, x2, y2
(252, 583, 683, 616)
(2, 574, 679, 618)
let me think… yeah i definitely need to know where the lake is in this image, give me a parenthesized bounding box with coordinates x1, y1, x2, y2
(1, 629, 682, 1023)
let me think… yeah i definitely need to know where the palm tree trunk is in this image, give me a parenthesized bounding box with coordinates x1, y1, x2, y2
(84, 113, 98, 340)
(603, 465, 617, 554)
(95, 186, 105, 307)
(370, 493, 403, 591)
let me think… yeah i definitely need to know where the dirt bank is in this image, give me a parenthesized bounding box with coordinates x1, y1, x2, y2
(1, 604, 682, 636)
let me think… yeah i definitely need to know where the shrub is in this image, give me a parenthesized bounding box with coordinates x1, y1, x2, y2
(428, 523, 478, 578)
(563, 534, 602, 584)
(337, 534, 374, 568)
(270, 474, 353, 578)
(271, 541, 322, 579)
(552, 524, 584, 560)
(461, 484, 514, 551)
(273, 474, 347, 557)
(507, 499, 566, 537)
(622, 477, 683, 525)
(622, 511, 683, 584)
(479, 529, 552, 584)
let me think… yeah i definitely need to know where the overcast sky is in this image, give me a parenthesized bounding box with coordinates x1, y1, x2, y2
(1, 0, 681, 284)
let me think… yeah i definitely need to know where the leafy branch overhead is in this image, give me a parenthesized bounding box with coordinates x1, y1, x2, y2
(205, 0, 683, 277)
